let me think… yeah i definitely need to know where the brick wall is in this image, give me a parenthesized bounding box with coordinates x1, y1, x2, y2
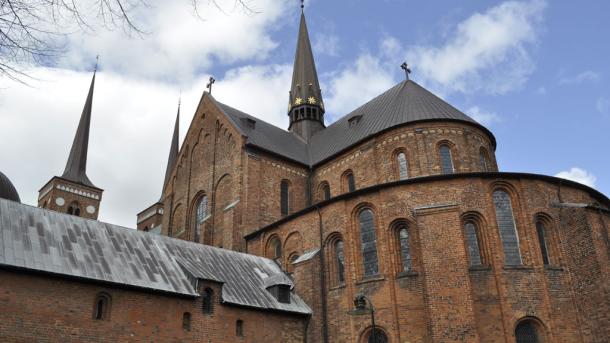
(0, 269, 306, 343)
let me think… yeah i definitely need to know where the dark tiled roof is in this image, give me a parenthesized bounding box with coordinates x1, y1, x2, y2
(212, 80, 494, 166)
(162, 104, 180, 199)
(0, 199, 311, 315)
(0, 171, 20, 203)
(61, 71, 97, 188)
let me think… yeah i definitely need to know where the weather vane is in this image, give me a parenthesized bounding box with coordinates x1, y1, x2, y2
(400, 62, 411, 80)
(206, 76, 216, 94)
(94, 55, 99, 72)
(300, 0, 304, 10)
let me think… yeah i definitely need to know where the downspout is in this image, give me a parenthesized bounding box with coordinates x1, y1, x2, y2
(311, 165, 329, 343)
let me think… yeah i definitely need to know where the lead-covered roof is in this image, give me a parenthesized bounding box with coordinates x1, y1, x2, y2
(0, 198, 310, 315)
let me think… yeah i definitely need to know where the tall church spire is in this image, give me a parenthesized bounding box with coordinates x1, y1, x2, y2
(61, 68, 97, 188)
(288, 5, 325, 140)
(161, 100, 180, 199)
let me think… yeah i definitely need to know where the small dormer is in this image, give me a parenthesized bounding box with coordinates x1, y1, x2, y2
(263, 273, 293, 304)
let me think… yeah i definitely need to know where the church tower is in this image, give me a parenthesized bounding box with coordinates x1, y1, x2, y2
(136, 102, 180, 232)
(287, 5, 325, 141)
(38, 69, 103, 220)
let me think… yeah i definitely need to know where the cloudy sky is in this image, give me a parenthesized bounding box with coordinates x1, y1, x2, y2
(0, 0, 608, 228)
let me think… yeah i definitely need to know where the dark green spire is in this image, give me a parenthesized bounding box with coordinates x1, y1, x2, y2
(161, 101, 180, 199)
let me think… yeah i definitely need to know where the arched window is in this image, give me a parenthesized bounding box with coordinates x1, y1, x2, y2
(493, 190, 522, 265)
(93, 293, 111, 320)
(536, 221, 550, 265)
(397, 224, 412, 272)
(396, 152, 409, 180)
(365, 328, 389, 343)
(320, 182, 331, 201)
(358, 209, 379, 277)
(439, 144, 454, 174)
(269, 236, 282, 260)
(515, 319, 543, 343)
(464, 222, 483, 266)
(280, 180, 290, 216)
(67, 201, 81, 216)
(182, 312, 191, 331)
(236, 320, 244, 337)
(479, 148, 490, 172)
(202, 288, 214, 314)
(344, 171, 356, 193)
(336, 240, 345, 284)
(194, 195, 208, 243)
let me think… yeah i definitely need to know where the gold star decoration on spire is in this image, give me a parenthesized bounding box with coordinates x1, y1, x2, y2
(308, 96, 316, 104)
(295, 97, 303, 105)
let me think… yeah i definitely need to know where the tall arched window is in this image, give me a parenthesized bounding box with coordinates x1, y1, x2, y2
(280, 180, 290, 216)
(344, 171, 356, 193)
(182, 312, 191, 331)
(359, 209, 379, 277)
(515, 319, 542, 343)
(202, 288, 214, 314)
(493, 190, 522, 265)
(439, 144, 454, 174)
(397, 224, 412, 272)
(397, 152, 409, 180)
(479, 148, 490, 172)
(194, 195, 208, 243)
(336, 240, 345, 284)
(93, 292, 111, 320)
(67, 201, 81, 216)
(320, 182, 331, 201)
(536, 221, 550, 265)
(464, 222, 483, 266)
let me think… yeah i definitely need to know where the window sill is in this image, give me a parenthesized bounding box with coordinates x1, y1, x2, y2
(503, 265, 534, 270)
(468, 265, 491, 272)
(544, 265, 564, 271)
(356, 275, 385, 285)
(396, 271, 419, 279)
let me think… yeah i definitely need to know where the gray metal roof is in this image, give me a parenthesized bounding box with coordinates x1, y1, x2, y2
(0, 171, 20, 203)
(0, 199, 310, 315)
(212, 80, 494, 166)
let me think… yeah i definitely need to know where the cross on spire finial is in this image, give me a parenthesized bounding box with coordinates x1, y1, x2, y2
(94, 55, 99, 73)
(300, 0, 304, 10)
(206, 76, 215, 94)
(400, 62, 411, 80)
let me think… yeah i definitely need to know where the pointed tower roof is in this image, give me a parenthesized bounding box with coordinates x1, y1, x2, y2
(61, 70, 97, 188)
(161, 102, 180, 200)
(288, 9, 324, 115)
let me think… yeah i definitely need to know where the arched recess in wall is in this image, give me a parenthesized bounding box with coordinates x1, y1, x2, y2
(189, 129, 206, 179)
(389, 218, 419, 274)
(283, 231, 303, 266)
(324, 232, 346, 287)
(266, 234, 282, 262)
(533, 212, 560, 266)
(213, 173, 233, 248)
(342, 169, 356, 193)
(479, 146, 492, 172)
(514, 316, 547, 343)
(171, 203, 185, 237)
(461, 211, 490, 267)
(360, 326, 390, 343)
(317, 181, 331, 202)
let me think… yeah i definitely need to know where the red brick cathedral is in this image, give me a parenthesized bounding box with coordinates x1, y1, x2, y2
(1, 5, 609, 343)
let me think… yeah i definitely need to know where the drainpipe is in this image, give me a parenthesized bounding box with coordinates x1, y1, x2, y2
(311, 165, 329, 343)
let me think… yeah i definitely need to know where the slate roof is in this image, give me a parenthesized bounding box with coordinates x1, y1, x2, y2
(212, 79, 495, 166)
(162, 104, 180, 199)
(0, 198, 310, 315)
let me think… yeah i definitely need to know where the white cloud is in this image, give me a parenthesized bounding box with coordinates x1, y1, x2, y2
(0, 64, 293, 228)
(58, 0, 289, 82)
(535, 86, 547, 95)
(596, 97, 610, 115)
(314, 33, 340, 57)
(406, 0, 546, 94)
(324, 53, 395, 120)
(559, 70, 601, 85)
(555, 167, 597, 188)
(467, 106, 501, 126)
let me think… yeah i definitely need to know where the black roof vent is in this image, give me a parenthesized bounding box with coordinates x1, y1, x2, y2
(348, 114, 363, 127)
(0, 171, 20, 203)
(241, 117, 256, 129)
